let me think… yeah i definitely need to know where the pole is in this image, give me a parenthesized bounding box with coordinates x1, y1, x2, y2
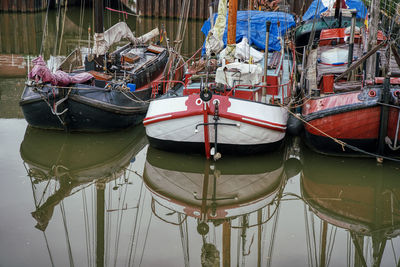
(262, 21, 271, 103)
(94, 0, 104, 34)
(367, 0, 380, 80)
(347, 10, 357, 68)
(227, 0, 238, 45)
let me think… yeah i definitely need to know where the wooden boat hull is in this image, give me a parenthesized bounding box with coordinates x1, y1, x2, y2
(19, 47, 168, 132)
(20, 84, 152, 132)
(302, 88, 400, 156)
(144, 94, 288, 155)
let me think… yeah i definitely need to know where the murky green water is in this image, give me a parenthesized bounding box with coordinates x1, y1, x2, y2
(1, 7, 400, 267)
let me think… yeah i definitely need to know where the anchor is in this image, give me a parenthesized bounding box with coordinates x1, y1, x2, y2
(194, 99, 240, 160)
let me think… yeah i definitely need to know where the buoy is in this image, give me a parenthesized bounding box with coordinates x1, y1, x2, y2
(287, 113, 304, 136)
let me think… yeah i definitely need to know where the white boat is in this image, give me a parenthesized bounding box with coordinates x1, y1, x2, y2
(143, 2, 296, 159)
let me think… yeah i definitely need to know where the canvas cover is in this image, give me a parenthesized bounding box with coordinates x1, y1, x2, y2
(302, 0, 367, 21)
(93, 22, 159, 56)
(204, 0, 227, 56)
(201, 11, 295, 55)
(215, 62, 262, 87)
(28, 56, 93, 86)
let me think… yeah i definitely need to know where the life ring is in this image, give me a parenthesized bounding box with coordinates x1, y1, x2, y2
(394, 90, 400, 98)
(200, 90, 212, 102)
(368, 90, 376, 98)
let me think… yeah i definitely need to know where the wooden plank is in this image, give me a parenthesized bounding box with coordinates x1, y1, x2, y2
(154, 0, 160, 18)
(21, 13, 29, 54)
(192, 0, 198, 19)
(161, 0, 167, 18)
(198, 0, 204, 20)
(175, 0, 181, 19)
(146, 0, 152, 17)
(168, 0, 174, 18)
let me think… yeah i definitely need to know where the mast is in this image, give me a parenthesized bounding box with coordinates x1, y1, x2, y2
(222, 221, 231, 267)
(225, 0, 238, 62)
(92, 0, 107, 57)
(227, 0, 238, 45)
(94, 0, 104, 35)
(367, 0, 380, 80)
(96, 182, 105, 267)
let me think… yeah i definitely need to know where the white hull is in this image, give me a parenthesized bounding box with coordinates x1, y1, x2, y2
(144, 95, 288, 151)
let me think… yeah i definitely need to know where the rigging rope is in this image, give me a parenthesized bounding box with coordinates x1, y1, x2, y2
(43, 231, 55, 267)
(60, 201, 75, 267)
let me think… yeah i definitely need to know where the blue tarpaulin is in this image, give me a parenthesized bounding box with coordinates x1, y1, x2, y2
(201, 11, 296, 55)
(302, 0, 368, 21)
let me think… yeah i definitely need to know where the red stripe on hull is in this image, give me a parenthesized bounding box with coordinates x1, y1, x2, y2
(144, 95, 286, 132)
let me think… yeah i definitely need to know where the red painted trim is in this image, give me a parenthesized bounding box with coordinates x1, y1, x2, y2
(203, 103, 211, 159)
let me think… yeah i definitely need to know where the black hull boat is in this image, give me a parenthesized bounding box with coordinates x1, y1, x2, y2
(20, 44, 169, 132)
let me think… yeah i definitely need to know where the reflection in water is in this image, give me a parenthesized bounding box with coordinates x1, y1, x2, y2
(0, 7, 204, 77)
(144, 146, 290, 266)
(20, 125, 147, 265)
(300, 147, 400, 267)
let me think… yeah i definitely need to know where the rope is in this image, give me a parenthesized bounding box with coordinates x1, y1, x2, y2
(279, 104, 400, 162)
(174, 46, 203, 73)
(43, 232, 55, 267)
(60, 201, 75, 267)
(150, 198, 188, 226)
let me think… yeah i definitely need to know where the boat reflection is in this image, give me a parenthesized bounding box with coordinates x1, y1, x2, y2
(143, 146, 295, 265)
(20, 125, 146, 231)
(301, 148, 400, 266)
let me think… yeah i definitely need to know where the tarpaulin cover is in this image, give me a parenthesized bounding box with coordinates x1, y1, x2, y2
(303, 0, 367, 21)
(29, 56, 93, 86)
(201, 11, 295, 55)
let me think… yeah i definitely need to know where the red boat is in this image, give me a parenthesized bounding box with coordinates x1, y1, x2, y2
(299, 11, 400, 158)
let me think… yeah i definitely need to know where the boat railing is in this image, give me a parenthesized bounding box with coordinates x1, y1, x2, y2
(151, 80, 187, 98)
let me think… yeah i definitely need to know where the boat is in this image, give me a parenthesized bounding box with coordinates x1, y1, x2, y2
(295, 0, 367, 49)
(143, 0, 296, 159)
(143, 146, 291, 265)
(300, 146, 400, 266)
(20, 125, 147, 230)
(19, 0, 172, 132)
(297, 0, 400, 159)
